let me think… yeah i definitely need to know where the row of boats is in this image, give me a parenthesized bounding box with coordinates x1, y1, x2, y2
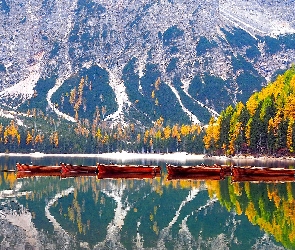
(167, 164, 295, 182)
(16, 162, 161, 179)
(15, 162, 295, 182)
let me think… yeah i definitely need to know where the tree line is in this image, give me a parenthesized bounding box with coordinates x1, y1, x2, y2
(203, 67, 295, 156)
(0, 113, 205, 154)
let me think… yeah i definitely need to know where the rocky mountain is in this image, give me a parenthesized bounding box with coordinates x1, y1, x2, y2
(0, 0, 295, 127)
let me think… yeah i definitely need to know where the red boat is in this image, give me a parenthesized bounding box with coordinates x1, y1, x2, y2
(232, 166, 295, 182)
(166, 164, 228, 179)
(97, 163, 161, 176)
(16, 163, 62, 172)
(60, 163, 98, 173)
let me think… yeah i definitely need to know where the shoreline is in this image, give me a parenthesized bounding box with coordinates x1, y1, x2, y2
(0, 151, 206, 160)
(1, 151, 295, 162)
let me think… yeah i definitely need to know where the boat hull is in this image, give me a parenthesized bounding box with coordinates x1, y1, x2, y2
(232, 166, 295, 182)
(166, 165, 222, 176)
(16, 163, 62, 173)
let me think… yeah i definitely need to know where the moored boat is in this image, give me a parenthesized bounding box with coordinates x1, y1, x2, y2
(166, 164, 224, 177)
(60, 163, 98, 173)
(232, 166, 295, 182)
(97, 163, 161, 176)
(16, 163, 62, 172)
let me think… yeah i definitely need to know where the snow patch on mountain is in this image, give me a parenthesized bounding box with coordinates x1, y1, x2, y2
(220, 0, 295, 37)
(0, 52, 44, 108)
(101, 65, 131, 125)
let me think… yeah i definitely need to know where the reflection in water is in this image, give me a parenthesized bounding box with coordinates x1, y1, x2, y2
(156, 187, 203, 249)
(94, 182, 130, 249)
(157, 185, 205, 249)
(1, 157, 295, 249)
(3, 205, 40, 248)
(0, 180, 40, 248)
(207, 179, 295, 249)
(45, 187, 75, 248)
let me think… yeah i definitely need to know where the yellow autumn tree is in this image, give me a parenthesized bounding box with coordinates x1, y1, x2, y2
(163, 126, 171, 140)
(34, 134, 44, 145)
(26, 131, 33, 145)
(50, 131, 59, 147)
(171, 124, 181, 142)
(3, 120, 20, 145)
(203, 117, 220, 151)
(284, 96, 295, 119)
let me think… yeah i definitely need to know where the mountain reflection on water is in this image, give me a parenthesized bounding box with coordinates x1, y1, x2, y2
(0, 156, 294, 249)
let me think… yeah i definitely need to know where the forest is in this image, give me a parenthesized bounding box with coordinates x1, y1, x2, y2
(1, 67, 295, 155)
(204, 66, 295, 157)
(0, 113, 204, 154)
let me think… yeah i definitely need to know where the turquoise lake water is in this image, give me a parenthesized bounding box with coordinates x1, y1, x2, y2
(0, 155, 294, 249)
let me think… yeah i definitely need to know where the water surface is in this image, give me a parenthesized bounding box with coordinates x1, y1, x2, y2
(0, 155, 294, 249)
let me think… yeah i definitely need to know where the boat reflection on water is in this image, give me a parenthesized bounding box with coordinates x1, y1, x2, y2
(16, 171, 61, 178)
(97, 172, 161, 179)
(232, 175, 295, 183)
(167, 173, 222, 181)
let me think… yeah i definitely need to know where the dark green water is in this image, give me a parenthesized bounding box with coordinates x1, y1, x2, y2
(0, 155, 294, 249)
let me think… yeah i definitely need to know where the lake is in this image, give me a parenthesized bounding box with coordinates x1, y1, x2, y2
(0, 154, 294, 249)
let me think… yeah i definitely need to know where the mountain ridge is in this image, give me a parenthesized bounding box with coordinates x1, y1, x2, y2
(0, 0, 295, 127)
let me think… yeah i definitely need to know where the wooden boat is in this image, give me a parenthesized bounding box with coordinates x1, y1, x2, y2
(60, 163, 98, 173)
(232, 166, 295, 182)
(166, 164, 225, 178)
(97, 163, 161, 176)
(16, 163, 62, 172)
